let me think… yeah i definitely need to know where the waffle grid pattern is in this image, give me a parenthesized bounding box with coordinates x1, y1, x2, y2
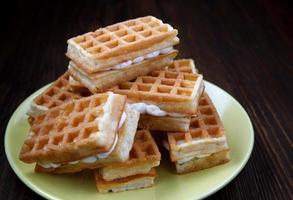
(22, 94, 110, 158)
(167, 59, 197, 74)
(168, 93, 224, 151)
(71, 16, 175, 58)
(34, 72, 83, 109)
(129, 130, 160, 161)
(111, 70, 201, 100)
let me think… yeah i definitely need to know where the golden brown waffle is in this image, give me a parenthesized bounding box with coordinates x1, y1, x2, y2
(109, 69, 203, 114)
(99, 130, 161, 181)
(19, 92, 126, 164)
(166, 59, 198, 74)
(67, 16, 179, 73)
(34, 104, 140, 174)
(28, 71, 89, 117)
(69, 51, 177, 93)
(167, 92, 229, 162)
(95, 168, 156, 193)
(105, 130, 161, 168)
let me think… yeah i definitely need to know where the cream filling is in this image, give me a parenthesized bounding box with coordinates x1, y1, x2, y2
(118, 112, 126, 129)
(129, 102, 188, 117)
(173, 136, 229, 161)
(27, 102, 48, 116)
(111, 46, 174, 70)
(38, 111, 126, 169)
(164, 136, 228, 164)
(163, 139, 211, 164)
(176, 153, 212, 164)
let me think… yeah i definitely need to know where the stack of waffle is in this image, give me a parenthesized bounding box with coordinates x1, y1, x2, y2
(67, 16, 179, 93)
(19, 16, 230, 193)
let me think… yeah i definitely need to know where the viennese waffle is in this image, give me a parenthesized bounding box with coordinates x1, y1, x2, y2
(19, 92, 126, 164)
(67, 16, 179, 73)
(109, 67, 204, 115)
(69, 51, 177, 93)
(35, 104, 140, 174)
(99, 130, 161, 181)
(166, 93, 230, 174)
(27, 71, 89, 117)
(95, 130, 160, 193)
(136, 59, 201, 131)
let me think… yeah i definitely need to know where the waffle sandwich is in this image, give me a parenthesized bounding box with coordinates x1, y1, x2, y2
(67, 16, 179, 92)
(95, 130, 161, 193)
(19, 92, 139, 169)
(109, 59, 204, 132)
(35, 103, 139, 173)
(166, 93, 230, 174)
(27, 71, 89, 117)
(68, 51, 177, 93)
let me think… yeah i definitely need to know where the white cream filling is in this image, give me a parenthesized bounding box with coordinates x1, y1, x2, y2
(176, 153, 212, 164)
(111, 46, 174, 70)
(27, 102, 48, 116)
(173, 136, 229, 163)
(118, 112, 126, 129)
(129, 102, 188, 117)
(163, 139, 212, 164)
(132, 56, 144, 63)
(81, 133, 119, 163)
(38, 111, 127, 169)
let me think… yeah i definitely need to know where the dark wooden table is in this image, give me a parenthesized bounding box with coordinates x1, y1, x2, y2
(1, 0, 292, 199)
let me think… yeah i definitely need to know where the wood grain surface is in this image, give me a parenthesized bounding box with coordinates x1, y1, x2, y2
(1, 0, 292, 199)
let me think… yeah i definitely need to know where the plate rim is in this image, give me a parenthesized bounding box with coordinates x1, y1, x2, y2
(4, 80, 254, 200)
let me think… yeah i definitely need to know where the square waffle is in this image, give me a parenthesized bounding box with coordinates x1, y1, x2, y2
(19, 92, 126, 164)
(99, 130, 161, 181)
(68, 51, 177, 93)
(95, 168, 156, 193)
(27, 71, 89, 117)
(109, 68, 204, 115)
(35, 104, 140, 174)
(67, 16, 179, 73)
(167, 93, 229, 162)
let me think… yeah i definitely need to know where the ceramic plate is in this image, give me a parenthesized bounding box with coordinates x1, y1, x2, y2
(5, 81, 254, 200)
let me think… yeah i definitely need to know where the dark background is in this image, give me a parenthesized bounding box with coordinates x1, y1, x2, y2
(1, 0, 292, 199)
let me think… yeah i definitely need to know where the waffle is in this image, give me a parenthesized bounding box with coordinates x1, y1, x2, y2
(27, 71, 88, 117)
(95, 168, 156, 193)
(166, 59, 198, 74)
(35, 104, 140, 174)
(67, 16, 179, 73)
(109, 67, 204, 114)
(19, 92, 126, 164)
(167, 93, 229, 162)
(99, 130, 161, 181)
(138, 114, 191, 132)
(175, 149, 230, 174)
(69, 51, 177, 93)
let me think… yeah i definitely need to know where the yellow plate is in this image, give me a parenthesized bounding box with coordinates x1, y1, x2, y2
(5, 81, 254, 200)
